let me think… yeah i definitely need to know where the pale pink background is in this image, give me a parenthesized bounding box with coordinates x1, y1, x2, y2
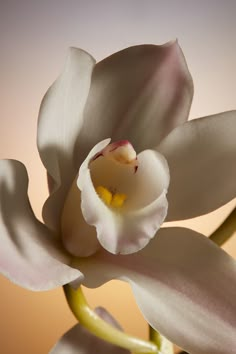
(1, 1, 236, 353)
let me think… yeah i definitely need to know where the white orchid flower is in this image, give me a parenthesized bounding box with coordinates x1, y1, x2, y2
(1, 41, 236, 354)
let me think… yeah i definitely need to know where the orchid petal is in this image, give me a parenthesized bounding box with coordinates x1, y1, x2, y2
(61, 140, 110, 257)
(72, 140, 169, 255)
(0, 159, 82, 290)
(50, 307, 130, 354)
(76, 41, 193, 162)
(77, 227, 236, 354)
(158, 111, 236, 220)
(61, 179, 101, 257)
(37, 48, 95, 231)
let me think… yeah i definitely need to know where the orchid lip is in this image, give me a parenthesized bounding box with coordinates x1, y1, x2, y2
(74, 138, 170, 255)
(89, 140, 140, 212)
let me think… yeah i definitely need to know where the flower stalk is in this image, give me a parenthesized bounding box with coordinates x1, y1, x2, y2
(209, 206, 236, 246)
(64, 284, 160, 353)
(149, 326, 174, 354)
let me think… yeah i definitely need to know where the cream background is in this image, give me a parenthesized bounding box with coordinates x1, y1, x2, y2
(1, 1, 236, 353)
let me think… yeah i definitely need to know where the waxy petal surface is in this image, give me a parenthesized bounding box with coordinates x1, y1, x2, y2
(76, 41, 193, 162)
(37, 48, 95, 231)
(0, 160, 82, 290)
(76, 140, 169, 255)
(158, 111, 236, 220)
(76, 227, 236, 354)
(61, 179, 101, 257)
(61, 140, 109, 257)
(50, 307, 130, 354)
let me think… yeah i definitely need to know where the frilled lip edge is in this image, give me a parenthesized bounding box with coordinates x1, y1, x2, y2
(76, 139, 170, 255)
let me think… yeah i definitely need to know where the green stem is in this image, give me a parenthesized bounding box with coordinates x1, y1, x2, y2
(149, 327, 162, 349)
(64, 284, 159, 354)
(149, 326, 174, 354)
(209, 207, 236, 246)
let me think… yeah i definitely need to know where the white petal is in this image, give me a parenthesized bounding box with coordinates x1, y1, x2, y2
(0, 159, 82, 290)
(77, 141, 169, 255)
(50, 307, 130, 354)
(77, 227, 236, 354)
(61, 140, 110, 257)
(158, 111, 236, 220)
(37, 48, 95, 231)
(61, 179, 101, 257)
(76, 41, 193, 160)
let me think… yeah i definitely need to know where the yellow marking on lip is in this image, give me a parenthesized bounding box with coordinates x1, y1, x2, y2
(96, 186, 112, 205)
(96, 185, 127, 208)
(110, 193, 127, 208)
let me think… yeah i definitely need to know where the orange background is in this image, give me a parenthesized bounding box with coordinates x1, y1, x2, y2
(1, 1, 236, 353)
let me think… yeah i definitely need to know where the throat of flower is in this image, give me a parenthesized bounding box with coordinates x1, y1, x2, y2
(96, 185, 127, 208)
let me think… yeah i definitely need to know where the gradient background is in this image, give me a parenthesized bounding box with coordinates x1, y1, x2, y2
(1, 1, 236, 353)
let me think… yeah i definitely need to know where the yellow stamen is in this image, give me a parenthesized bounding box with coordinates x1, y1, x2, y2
(95, 186, 112, 205)
(96, 186, 127, 208)
(111, 193, 127, 208)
